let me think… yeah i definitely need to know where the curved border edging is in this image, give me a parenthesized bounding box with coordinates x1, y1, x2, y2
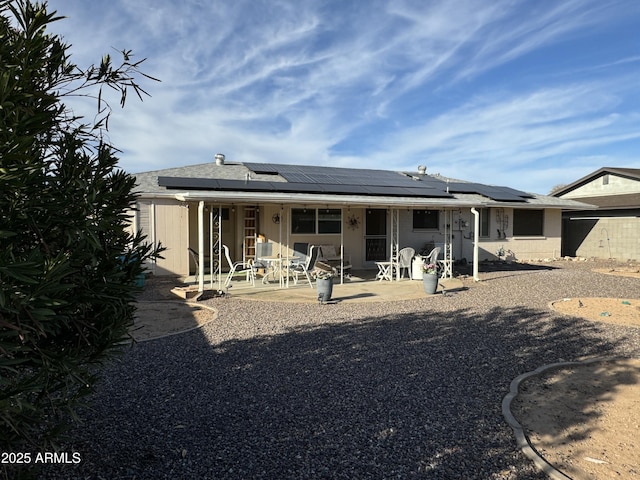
(133, 301, 218, 343)
(502, 356, 620, 480)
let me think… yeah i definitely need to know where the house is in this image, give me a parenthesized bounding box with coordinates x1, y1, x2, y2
(552, 167, 640, 261)
(131, 155, 590, 288)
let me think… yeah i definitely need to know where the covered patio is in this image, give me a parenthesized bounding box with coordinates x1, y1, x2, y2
(184, 200, 469, 295)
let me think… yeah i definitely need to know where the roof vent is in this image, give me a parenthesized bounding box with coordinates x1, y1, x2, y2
(215, 153, 225, 165)
(417, 165, 427, 174)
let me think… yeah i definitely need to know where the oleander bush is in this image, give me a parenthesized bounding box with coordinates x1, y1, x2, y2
(0, 0, 161, 467)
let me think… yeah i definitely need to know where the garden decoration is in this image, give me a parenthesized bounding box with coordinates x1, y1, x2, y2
(422, 261, 439, 295)
(314, 261, 337, 303)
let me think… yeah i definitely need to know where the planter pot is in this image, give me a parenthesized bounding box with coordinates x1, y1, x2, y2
(423, 273, 438, 295)
(316, 277, 334, 302)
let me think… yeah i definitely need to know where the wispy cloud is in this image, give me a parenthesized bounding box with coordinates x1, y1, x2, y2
(48, 0, 640, 193)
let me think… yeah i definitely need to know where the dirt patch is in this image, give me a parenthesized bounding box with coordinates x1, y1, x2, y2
(511, 297, 640, 479)
(594, 267, 640, 279)
(512, 358, 640, 480)
(132, 301, 217, 341)
(551, 297, 640, 327)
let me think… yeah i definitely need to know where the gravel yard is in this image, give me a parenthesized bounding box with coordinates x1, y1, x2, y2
(40, 261, 640, 479)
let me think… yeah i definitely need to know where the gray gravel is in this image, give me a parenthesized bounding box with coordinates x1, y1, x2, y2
(40, 261, 639, 479)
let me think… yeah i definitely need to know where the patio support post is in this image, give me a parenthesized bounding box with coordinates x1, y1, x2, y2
(339, 207, 344, 284)
(471, 207, 480, 282)
(390, 208, 399, 280)
(198, 200, 205, 292)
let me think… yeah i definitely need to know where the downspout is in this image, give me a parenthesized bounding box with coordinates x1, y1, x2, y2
(198, 201, 205, 293)
(340, 207, 345, 285)
(470, 208, 480, 282)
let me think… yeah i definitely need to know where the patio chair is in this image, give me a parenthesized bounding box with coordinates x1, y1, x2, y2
(291, 242, 309, 266)
(425, 246, 441, 274)
(188, 247, 210, 274)
(319, 245, 352, 279)
(396, 247, 415, 279)
(223, 245, 255, 287)
(290, 245, 320, 288)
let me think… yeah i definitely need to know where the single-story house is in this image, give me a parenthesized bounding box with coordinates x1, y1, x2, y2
(552, 167, 640, 261)
(131, 155, 590, 289)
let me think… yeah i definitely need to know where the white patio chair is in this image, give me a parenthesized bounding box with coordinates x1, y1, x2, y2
(223, 245, 255, 287)
(396, 247, 415, 279)
(425, 247, 441, 275)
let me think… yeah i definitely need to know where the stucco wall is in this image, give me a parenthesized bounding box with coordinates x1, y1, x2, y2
(562, 174, 639, 198)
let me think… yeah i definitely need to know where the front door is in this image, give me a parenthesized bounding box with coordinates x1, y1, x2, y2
(364, 208, 387, 265)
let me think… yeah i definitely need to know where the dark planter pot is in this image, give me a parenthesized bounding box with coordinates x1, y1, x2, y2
(316, 277, 334, 302)
(423, 273, 438, 295)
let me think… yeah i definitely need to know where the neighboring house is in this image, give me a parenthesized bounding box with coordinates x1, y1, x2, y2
(131, 155, 589, 283)
(552, 167, 640, 261)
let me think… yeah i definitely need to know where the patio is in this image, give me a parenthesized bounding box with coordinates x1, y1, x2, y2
(175, 270, 466, 303)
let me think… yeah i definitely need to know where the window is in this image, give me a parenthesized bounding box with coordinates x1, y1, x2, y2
(513, 209, 544, 236)
(318, 209, 342, 234)
(413, 210, 439, 230)
(291, 208, 342, 234)
(291, 208, 316, 234)
(602, 174, 609, 185)
(479, 208, 489, 238)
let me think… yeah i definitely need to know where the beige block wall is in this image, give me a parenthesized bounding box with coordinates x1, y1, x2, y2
(573, 217, 640, 261)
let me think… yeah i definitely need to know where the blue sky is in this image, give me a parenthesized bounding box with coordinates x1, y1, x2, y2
(48, 0, 640, 194)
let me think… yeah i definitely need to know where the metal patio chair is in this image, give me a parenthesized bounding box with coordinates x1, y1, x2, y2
(223, 245, 255, 287)
(290, 245, 320, 288)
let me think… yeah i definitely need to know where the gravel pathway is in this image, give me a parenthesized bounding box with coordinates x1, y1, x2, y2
(40, 261, 640, 479)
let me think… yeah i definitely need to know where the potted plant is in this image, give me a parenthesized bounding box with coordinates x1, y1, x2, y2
(422, 261, 439, 295)
(313, 261, 337, 303)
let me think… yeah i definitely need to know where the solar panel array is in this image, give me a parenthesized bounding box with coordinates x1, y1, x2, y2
(158, 163, 533, 202)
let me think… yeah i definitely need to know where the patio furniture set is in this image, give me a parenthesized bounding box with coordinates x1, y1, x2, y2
(192, 243, 351, 289)
(374, 246, 445, 281)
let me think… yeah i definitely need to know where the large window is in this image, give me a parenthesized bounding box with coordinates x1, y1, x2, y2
(291, 208, 341, 234)
(513, 209, 544, 236)
(413, 209, 439, 230)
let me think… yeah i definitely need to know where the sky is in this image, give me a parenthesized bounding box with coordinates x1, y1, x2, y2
(45, 0, 640, 195)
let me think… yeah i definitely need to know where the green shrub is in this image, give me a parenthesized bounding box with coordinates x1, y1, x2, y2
(0, 0, 162, 467)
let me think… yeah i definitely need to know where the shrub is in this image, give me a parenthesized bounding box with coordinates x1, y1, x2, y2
(0, 0, 162, 467)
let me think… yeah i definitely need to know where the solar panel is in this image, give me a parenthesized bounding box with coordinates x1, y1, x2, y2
(161, 164, 533, 202)
(158, 177, 221, 190)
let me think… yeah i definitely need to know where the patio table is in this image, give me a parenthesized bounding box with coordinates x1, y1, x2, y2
(375, 261, 393, 281)
(259, 255, 299, 287)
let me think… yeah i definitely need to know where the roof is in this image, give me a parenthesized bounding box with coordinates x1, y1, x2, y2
(551, 167, 640, 197)
(134, 161, 591, 210)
